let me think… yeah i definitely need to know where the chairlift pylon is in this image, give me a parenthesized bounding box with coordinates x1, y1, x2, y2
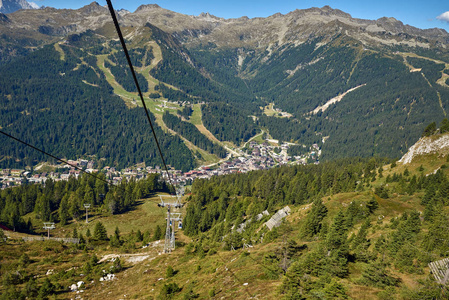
(158, 190, 184, 254)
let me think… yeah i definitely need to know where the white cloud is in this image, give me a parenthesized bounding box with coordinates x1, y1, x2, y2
(437, 11, 449, 23)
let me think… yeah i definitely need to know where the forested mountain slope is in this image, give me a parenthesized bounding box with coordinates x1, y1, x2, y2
(0, 40, 195, 171)
(1, 3, 449, 168)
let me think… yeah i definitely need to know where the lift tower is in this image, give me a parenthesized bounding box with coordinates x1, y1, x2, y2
(158, 187, 184, 253)
(83, 203, 91, 224)
(43, 222, 55, 238)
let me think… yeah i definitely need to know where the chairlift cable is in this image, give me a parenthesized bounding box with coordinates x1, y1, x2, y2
(105, 0, 175, 191)
(0, 129, 112, 187)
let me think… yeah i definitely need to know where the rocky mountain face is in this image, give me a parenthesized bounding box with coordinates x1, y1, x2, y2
(399, 134, 449, 165)
(1, 2, 448, 50)
(0, 0, 37, 14)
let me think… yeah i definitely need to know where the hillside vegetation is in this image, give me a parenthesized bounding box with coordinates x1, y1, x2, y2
(2, 131, 449, 299)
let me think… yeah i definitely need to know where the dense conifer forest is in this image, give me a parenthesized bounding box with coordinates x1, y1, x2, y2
(0, 44, 195, 171)
(201, 103, 259, 144)
(162, 111, 227, 158)
(104, 47, 149, 93)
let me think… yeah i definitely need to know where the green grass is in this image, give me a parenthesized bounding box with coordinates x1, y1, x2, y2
(189, 104, 203, 126)
(96, 54, 139, 105)
(53, 43, 65, 61)
(26, 195, 172, 241)
(249, 130, 265, 144)
(263, 103, 277, 117)
(80, 197, 168, 238)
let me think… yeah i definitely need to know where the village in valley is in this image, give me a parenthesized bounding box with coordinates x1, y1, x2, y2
(0, 139, 321, 189)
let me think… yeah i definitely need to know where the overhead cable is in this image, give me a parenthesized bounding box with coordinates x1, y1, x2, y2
(105, 0, 175, 190)
(0, 129, 112, 187)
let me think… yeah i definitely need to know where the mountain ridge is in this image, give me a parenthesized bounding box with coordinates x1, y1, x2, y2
(1, 2, 448, 49)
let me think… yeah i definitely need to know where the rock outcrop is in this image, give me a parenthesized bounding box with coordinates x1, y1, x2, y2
(399, 134, 449, 164)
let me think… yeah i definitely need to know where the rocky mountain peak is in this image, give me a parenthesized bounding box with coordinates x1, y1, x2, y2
(78, 2, 108, 15)
(0, 0, 37, 14)
(135, 4, 161, 13)
(271, 12, 283, 18)
(318, 5, 352, 18)
(196, 12, 223, 22)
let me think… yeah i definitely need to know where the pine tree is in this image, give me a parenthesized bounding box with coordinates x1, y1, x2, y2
(166, 266, 175, 278)
(136, 229, 143, 242)
(422, 122, 437, 137)
(440, 118, 449, 133)
(72, 228, 78, 239)
(301, 198, 328, 238)
(326, 210, 348, 251)
(153, 225, 162, 241)
(422, 210, 449, 253)
(58, 195, 69, 225)
(68, 192, 81, 220)
(0, 229, 6, 244)
(93, 221, 108, 241)
(38, 278, 55, 299)
(279, 261, 306, 299)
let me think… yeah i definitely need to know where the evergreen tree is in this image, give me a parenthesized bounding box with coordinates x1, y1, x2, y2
(279, 261, 306, 299)
(72, 228, 78, 239)
(422, 122, 437, 137)
(326, 210, 348, 251)
(440, 118, 449, 133)
(22, 278, 38, 299)
(58, 195, 69, 225)
(301, 198, 328, 238)
(136, 229, 143, 242)
(366, 197, 378, 213)
(153, 225, 163, 241)
(37, 278, 55, 299)
(166, 266, 175, 278)
(361, 262, 401, 288)
(93, 221, 108, 241)
(0, 229, 6, 244)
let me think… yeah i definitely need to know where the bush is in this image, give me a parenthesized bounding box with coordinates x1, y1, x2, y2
(360, 262, 401, 288)
(158, 282, 181, 299)
(166, 266, 175, 278)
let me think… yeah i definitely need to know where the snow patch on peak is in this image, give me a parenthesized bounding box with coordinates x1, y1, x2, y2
(0, 0, 38, 14)
(399, 135, 449, 165)
(28, 2, 39, 9)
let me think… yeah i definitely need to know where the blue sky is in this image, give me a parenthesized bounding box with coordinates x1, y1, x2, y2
(33, 0, 449, 31)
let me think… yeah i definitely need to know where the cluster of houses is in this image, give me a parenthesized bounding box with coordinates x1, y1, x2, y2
(0, 140, 321, 189)
(154, 100, 178, 112)
(0, 159, 96, 188)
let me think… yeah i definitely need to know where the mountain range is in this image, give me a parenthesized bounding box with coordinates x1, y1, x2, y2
(1, 2, 449, 170)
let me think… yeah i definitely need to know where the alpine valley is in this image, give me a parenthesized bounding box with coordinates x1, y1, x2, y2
(1, 2, 449, 170)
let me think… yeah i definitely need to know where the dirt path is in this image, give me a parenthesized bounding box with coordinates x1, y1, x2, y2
(99, 241, 163, 264)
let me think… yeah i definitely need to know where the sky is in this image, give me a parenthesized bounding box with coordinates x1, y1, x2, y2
(32, 0, 449, 32)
